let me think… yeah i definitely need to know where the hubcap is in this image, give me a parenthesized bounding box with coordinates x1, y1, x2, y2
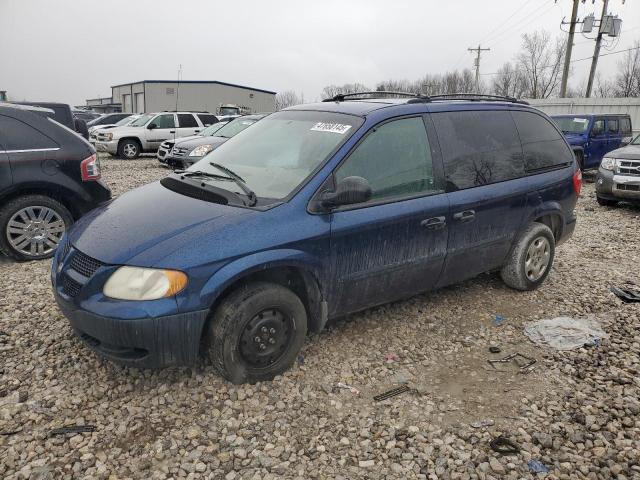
(123, 143, 137, 157)
(525, 236, 551, 282)
(6, 206, 65, 257)
(239, 309, 293, 367)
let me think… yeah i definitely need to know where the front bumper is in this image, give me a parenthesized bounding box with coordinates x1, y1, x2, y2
(52, 246, 208, 368)
(596, 169, 640, 202)
(165, 155, 200, 170)
(95, 139, 119, 155)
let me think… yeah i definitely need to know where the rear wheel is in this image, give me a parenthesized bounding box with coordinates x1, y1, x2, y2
(117, 139, 141, 159)
(596, 196, 618, 207)
(0, 195, 72, 261)
(501, 223, 555, 291)
(205, 282, 307, 384)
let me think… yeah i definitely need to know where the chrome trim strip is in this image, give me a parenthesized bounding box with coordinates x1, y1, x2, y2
(3, 147, 60, 153)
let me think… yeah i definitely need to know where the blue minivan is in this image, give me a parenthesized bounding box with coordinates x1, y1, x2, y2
(551, 114, 633, 170)
(52, 93, 580, 383)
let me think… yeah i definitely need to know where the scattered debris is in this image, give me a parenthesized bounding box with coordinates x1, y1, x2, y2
(297, 354, 305, 365)
(384, 352, 399, 362)
(489, 435, 520, 454)
(528, 459, 550, 473)
(334, 382, 360, 395)
(493, 315, 505, 326)
(488, 352, 536, 373)
(373, 385, 411, 402)
(49, 425, 96, 437)
(470, 419, 495, 428)
(489, 346, 501, 354)
(610, 286, 640, 303)
(1, 428, 23, 436)
(524, 316, 608, 350)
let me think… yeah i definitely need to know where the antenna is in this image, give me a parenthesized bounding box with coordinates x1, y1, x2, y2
(175, 64, 183, 111)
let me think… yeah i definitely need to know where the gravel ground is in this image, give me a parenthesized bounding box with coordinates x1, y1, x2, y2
(1, 157, 639, 479)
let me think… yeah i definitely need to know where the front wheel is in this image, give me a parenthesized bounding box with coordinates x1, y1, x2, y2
(501, 223, 556, 291)
(117, 139, 141, 159)
(0, 195, 72, 261)
(205, 282, 308, 384)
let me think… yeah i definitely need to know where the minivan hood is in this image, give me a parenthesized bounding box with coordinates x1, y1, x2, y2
(68, 181, 253, 266)
(174, 135, 227, 151)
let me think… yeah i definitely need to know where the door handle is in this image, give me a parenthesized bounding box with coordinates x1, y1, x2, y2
(194, 130, 200, 133)
(453, 210, 475, 222)
(420, 216, 446, 230)
(169, 130, 175, 134)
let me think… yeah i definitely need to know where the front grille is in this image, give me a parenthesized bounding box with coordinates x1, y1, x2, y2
(70, 251, 103, 278)
(62, 275, 82, 297)
(618, 159, 640, 176)
(171, 146, 189, 157)
(616, 183, 640, 192)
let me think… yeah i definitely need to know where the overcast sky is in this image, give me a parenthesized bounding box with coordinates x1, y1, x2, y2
(1, 0, 639, 106)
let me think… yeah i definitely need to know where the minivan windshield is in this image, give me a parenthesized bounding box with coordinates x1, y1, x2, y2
(200, 121, 228, 136)
(187, 110, 363, 201)
(214, 118, 260, 138)
(128, 114, 154, 127)
(632, 134, 640, 145)
(552, 116, 590, 134)
(115, 115, 135, 126)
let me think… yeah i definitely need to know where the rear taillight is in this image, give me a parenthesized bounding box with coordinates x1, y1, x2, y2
(81, 153, 101, 181)
(572, 168, 582, 196)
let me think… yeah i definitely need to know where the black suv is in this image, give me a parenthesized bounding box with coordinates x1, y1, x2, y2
(0, 104, 111, 260)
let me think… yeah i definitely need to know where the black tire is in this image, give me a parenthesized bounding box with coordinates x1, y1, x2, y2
(117, 139, 141, 159)
(596, 196, 618, 207)
(205, 281, 307, 384)
(500, 223, 556, 291)
(0, 195, 73, 261)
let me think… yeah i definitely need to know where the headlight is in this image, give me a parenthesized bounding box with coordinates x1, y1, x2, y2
(103, 266, 188, 300)
(189, 144, 214, 157)
(600, 157, 616, 171)
(105, 133, 113, 141)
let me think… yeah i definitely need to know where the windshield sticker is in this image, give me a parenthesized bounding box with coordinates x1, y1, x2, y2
(310, 122, 352, 134)
(573, 118, 588, 123)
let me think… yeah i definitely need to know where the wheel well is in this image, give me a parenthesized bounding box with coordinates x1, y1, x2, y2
(534, 214, 562, 241)
(208, 266, 324, 333)
(118, 137, 142, 149)
(0, 187, 83, 220)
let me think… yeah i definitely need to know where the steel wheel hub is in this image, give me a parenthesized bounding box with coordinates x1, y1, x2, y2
(7, 206, 65, 257)
(124, 144, 137, 157)
(239, 309, 292, 367)
(525, 236, 551, 282)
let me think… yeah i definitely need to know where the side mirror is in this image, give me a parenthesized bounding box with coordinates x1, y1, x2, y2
(148, 123, 157, 130)
(320, 176, 372, 209)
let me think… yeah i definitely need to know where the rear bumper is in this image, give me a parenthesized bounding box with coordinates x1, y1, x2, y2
(55, 292, 209, 368)
(596, 169, 640, 202)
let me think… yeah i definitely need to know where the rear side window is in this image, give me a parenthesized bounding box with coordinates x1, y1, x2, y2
(511, 111, 574, 173)
(153, 114, 175, 129)
(178, 114, 198, 128)
(336, 117, 437, 202)
(592, 119, 605, 136)
(0, 114, 58, 150)
(197, 114, 218, 126)
(620, 117, 632, 135)
(432, 110, 524, 190)
(607, 119, 619, 134)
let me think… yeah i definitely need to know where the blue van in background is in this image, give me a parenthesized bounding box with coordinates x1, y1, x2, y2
(551, 114, 633, 170)
(51, 93, 580, 384)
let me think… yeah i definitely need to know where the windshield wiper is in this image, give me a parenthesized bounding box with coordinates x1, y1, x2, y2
(209, 162, 257, 206)
(174, 170, 230, 181)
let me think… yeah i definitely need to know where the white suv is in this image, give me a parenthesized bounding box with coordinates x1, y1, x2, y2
(94, 112, 218, 159)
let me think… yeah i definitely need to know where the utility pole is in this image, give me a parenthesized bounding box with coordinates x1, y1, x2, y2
(560, 0, 580, 97)
(468, 45, 490, 92)
(585, 0, 609, 98)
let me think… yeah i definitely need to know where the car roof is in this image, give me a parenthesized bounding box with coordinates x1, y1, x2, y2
(552, 113, 630, 118)
(0, 102, 55, 115)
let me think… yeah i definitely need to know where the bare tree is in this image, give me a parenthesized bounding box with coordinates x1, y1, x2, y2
(320, 83, 369, 100)
(491, 62, 527, 98)
(517, 30, 566, 98)
(275, 90, 303, 110)
(613, 40, 640, 97)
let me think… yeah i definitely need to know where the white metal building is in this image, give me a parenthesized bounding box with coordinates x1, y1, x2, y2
(528, 97, 640, 135)
(111, 80, 276, 114)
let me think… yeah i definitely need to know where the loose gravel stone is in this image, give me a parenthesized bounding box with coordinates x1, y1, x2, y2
(0, 163, 638, 479)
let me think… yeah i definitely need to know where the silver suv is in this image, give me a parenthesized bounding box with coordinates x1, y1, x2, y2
(94, 111, 218, 159)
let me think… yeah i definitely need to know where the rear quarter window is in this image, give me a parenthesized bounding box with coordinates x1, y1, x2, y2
(432, 110, 524, 191)
(511, 111, 574, 173)
(620, 117, 632, 135)
(0, 114, 59, 150)
(197, 114, 218, 126)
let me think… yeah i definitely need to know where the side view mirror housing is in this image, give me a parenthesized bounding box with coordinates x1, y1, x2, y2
(320, 176, 372, 209)
(148, 123, 157, 130)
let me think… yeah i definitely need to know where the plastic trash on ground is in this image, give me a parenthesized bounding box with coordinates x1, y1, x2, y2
(524, 316, 608, 350)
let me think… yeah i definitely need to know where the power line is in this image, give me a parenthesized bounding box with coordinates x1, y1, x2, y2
(485, 1, 558, 48)
(477, 0, 532, 45)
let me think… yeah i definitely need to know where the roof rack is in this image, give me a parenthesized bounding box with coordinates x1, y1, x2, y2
(322, 91, 429, 102)
(428, 93, 529, 105)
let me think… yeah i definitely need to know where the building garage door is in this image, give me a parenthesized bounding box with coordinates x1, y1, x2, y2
(134, 93, 144, 113)
(122, 94, 132, 113)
